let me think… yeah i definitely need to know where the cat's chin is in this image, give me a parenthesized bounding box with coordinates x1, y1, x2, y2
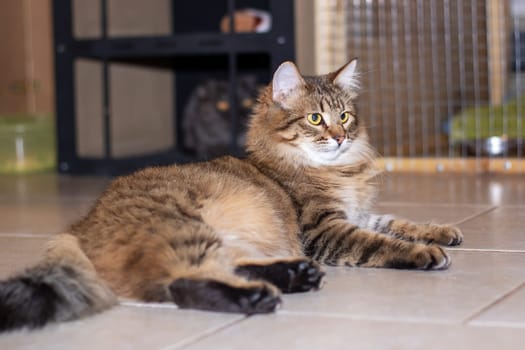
(297, 141, 353, 166)
(293, 138, 374, 167)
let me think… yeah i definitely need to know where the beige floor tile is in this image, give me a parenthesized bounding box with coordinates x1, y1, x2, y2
(278, 251, 525, 323)
(0, 201, 93, 235)
(469, 284, 525, 327)
(0, 236, 50, 279)
(0, 305, 243, 350)
(184, 313, 525, 350)
(0, 172, 524, 348)
(375, 203, 493, 225)
(378, 173, 525, 206)
(456, 207, 525, 251)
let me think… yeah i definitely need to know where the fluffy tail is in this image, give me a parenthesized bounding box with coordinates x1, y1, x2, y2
(0, 234, 117, 332)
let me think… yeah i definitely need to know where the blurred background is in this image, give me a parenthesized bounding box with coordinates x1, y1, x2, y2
(0, 0, 524, 175)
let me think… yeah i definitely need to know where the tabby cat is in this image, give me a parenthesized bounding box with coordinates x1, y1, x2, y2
(0, 60, 463, 332)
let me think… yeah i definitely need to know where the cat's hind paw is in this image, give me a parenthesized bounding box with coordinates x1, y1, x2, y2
(169, 278, 281, 315)
(285, 259, 325, 293)
(235, 258, 325, 294)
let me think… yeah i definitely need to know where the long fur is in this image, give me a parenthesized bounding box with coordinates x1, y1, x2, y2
(0, 235, 116, 332)
(0, 61, 462, 332)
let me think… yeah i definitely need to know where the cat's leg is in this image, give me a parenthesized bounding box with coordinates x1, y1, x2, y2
(234, 257, 325, 293)
(169, 274, 281, 315)
(360, 213, 463, 246)
(166, 220, 282, 314)
(97, 219, 281, 315)
(301, 217, 450, 269)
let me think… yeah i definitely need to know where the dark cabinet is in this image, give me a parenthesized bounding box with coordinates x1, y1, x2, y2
(53, 0, 294, 175)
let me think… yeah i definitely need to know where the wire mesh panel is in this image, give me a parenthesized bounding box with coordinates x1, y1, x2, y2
(315, 0, 525, 172)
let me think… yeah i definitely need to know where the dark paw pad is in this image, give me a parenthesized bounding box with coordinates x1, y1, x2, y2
(285, 260, 325, 293)
(237, 284, 282, 314)
(235, 259, 325, 294)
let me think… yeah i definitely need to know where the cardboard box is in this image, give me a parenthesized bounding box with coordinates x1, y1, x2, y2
(0, 0, 54, 114)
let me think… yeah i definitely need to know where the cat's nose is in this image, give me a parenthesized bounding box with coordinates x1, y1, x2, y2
(333, 135, 345, 145)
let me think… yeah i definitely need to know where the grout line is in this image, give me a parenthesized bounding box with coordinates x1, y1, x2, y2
(468, 321, 525, 329)
(160, 316, 248, 350)
(498, 204, 525, 209)
(449, 248, 525, 253)
(374, 202, 494, 209)
(463, 281, 525, 325)
(120, 299, 178, 309)
(0, 233, 54, 238)
(0, 196, 98, 202)
(377, 201, 495, 208)
(453, 206, 499, 225)
(277, 310, 459, 325)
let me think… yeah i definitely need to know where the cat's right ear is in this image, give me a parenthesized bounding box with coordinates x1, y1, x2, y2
(272, 61, 305, 107)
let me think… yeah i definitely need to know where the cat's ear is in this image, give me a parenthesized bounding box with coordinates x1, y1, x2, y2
(333, 58, 359, 91)
(272, 61, 305, 107)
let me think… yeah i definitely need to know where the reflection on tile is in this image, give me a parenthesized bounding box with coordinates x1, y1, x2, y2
(280, 251, 525, 323)
(375, 203, 493, 225)
(184, 314, 525, 350)
(0, 201, 93, 235)
(0, 306, 243, 350)
(377, 173, 525, 206)
(470, 284, 525, 327)
(457, 207, 525, 251)
(0, 236, 49, 278)
(0, 174, 110, 203)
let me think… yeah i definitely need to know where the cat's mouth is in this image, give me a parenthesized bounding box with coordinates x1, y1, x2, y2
(318, 138, 348, 153)
(297, 138, 352, 165)
(311, 139, 350, 161)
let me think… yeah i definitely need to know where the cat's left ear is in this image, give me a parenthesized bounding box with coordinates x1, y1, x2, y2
(272, 61, 305, 107)
(333, 58, 359, 91)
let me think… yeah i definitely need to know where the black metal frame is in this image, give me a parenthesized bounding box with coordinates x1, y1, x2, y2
(53, 0, 295, 175)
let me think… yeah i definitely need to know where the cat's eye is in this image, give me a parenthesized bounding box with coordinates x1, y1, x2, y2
(242, 98, 254, 109)
(307, 113, 323, 125)
(216, 100, 229, 112)
(340, 111, 352, 124)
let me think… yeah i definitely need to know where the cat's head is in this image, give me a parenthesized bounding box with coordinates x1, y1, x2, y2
(246, 60, 374, 167)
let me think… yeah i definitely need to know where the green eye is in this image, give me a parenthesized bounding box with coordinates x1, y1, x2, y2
(340, 111, 352, 124)
(307, 113, 323, 125)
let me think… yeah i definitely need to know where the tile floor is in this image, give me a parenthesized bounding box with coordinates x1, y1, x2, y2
(0, 172, 524, 349)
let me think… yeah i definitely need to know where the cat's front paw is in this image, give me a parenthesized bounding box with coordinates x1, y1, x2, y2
(426, 224, 463, 246)
(414, 245, 451, 270)
(385, 243, 451, 270)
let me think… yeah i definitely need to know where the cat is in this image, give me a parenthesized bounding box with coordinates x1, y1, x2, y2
(182, 75, 259, 158)
(0, 59, 463, 332)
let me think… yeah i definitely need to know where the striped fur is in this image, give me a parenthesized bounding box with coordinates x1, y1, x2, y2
(246, 60, 462, 270)
(0, 60, 463, 331)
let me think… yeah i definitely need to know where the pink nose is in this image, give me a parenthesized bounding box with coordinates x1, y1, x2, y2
(334, 136, 345, 145)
